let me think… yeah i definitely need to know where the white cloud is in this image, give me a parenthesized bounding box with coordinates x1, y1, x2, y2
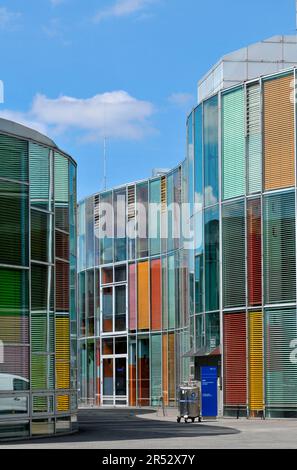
(50, 0, 65, 5)
(0, 7, 21, 30)
(0, 91, 155, 141)
(94, 0, 157, 22)
(43, 17, 72, 45)
(168, 92, 194, 108)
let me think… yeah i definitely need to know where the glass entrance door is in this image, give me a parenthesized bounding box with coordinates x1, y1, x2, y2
(101, 356, 128, 406)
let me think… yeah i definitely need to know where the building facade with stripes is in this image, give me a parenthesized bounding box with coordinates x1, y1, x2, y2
(78, 37, 297, 418)
(0, 119, 78, 439)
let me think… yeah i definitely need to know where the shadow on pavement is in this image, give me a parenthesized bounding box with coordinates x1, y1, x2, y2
(2, 409, 240, 445)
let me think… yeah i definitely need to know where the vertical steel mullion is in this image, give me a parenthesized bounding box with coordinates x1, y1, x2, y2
(201, 101, 206, 351)
(218, 90, 224, 418)
(260, 77, 266, 418)
(28, 139, 33, 436)
(244, 82, 249, 417)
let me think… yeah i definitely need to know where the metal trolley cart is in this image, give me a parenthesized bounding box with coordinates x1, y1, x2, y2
(177, 383, 202, 423)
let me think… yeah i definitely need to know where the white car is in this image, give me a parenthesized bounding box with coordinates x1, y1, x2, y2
(0, 374, 29, 414)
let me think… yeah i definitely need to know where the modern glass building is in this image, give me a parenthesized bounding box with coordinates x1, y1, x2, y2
(79, 36, 297, 418)
(0, 118, 78, 439)
(78, 166, 193, 407)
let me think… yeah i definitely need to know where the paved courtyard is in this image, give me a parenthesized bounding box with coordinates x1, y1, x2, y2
(0, 408, 296, 449)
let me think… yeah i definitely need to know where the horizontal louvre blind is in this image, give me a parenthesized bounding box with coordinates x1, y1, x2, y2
(31, 264, 53, 312)
(265, 309, 297, 407)
(0, 344, 29, 382)
(247, 84, 262, 194)
(0, 314, 28, 344)
(137, 261, 150, 330)
(264, 74, 295, 190)
(31, 355, 47, 390)
(162, 334, 168, 405)
(55, 153, 69, 232)
(31, 314, 47, 353)
(151, 335, 162, 405)
(56, 261, 69, 312)
(129, 264, 137, 330)
(222, 88, 245, 200)
(0, 134, 28, 182)
(55, 229, 69, 261)
(247, 199, 262, 306)
(161, 177, 167, 213)
(222, 201, 246, 308)
(168, 333, 175, 401)
(56, 316, 70, 389)
(127, 185, 135, 220)
(55, 153, 69, 203)
(56, 395, 70, 412)
(29, 142, 50, 209)
(249, 312, 264, 412)
(0, 268, 28, 312)
(31, 210, 49, 263)
(224, 312, 247, 406)
(264, 192, 296, 304)
(0, 180, 28, 266)
(0, 345, 29, 381)
(151, 258, 162, 331)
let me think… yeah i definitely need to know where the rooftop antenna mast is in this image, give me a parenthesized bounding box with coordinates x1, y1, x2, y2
(103, 135, 107, 191)
(103, 102, 107, 191)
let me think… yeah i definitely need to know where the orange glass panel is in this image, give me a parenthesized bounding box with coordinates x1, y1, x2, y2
(264, 74, 295, 191)
(151, 259, 162, 331)
(137, 261, 150, 330)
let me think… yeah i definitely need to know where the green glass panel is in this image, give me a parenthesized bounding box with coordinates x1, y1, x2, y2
(264, 191, 296, 304)
(205, 205, 219, 312)
(194, 105, 203, 209)
(69, 163, 77, 257)
(99, 192, 113, 264)
(114, 188, 127, 262)
(167, 173, 174, 253)
(150, 335, 162, 406)
(55, 152, 69, 232)
(222, 200, 246, 308)
(149, 179, 161, 256)
(247, 84, 262, 194)
(86, 197, 94, 268)
(187, 112, 194, 215)
(0, 134, 28, 182)
(195, 314, 204, 350)
(136, 182, 148, 259)
(31, 355, 47, 390)
(0, 180, 28, 266)
(31, 209, 51, 263)
(195, 211, 204, 313)
(265, 309, 297, 407)
(31, 264, 53, 312)
(222, 88, 245, 200)
(31, 313, 47, 353)
(78, 201, 86, 271)
(0, 268, 28, 313)
(29, 142, 51, 209)
(205, 312, 220, 352)
(204, 95, 219, 207)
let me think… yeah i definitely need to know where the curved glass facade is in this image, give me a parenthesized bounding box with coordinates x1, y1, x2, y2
(79, 67, 297, 419)
(78, 166, 193, 407)
(0, 122, 77, 439)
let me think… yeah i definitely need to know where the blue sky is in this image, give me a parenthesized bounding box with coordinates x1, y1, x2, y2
(0, 0, 295, 199)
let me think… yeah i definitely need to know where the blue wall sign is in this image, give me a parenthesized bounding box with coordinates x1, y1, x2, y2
(201, 366, 218, 417)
